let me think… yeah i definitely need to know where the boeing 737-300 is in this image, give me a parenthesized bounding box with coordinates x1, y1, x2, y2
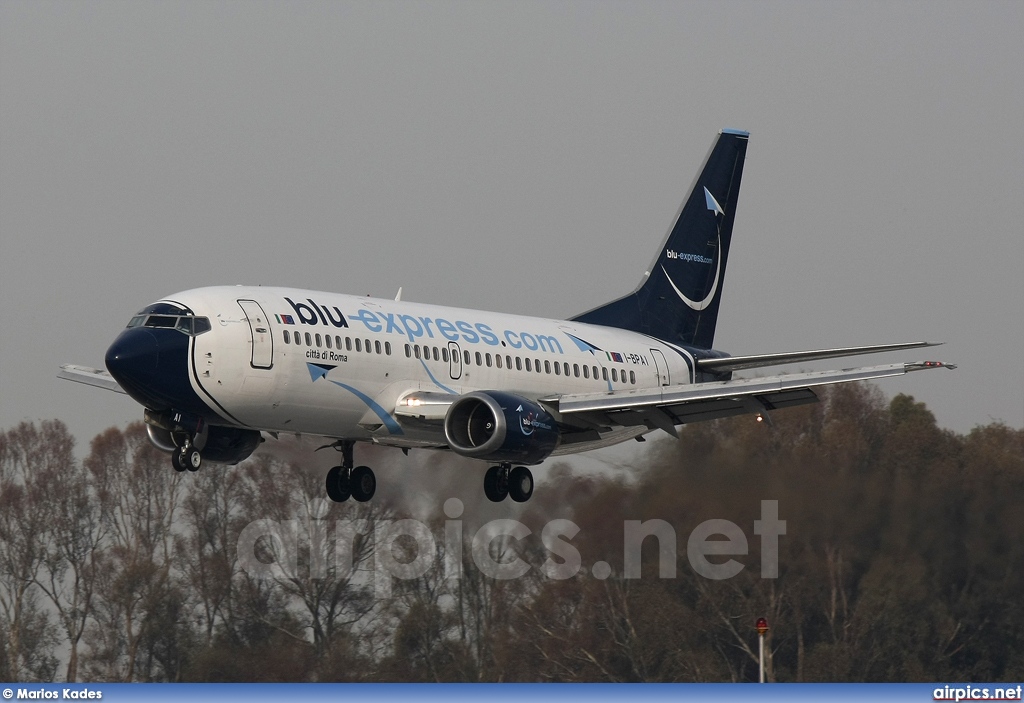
(59, 129, 955, 503)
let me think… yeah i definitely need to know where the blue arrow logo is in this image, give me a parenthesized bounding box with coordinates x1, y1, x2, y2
(307, 363, 336, 382)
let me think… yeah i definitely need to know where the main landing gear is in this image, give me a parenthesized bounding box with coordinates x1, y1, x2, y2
(323, 440, 377, 503)
(484, 464, 534, 503)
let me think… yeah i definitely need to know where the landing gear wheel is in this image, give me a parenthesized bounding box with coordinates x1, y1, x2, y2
(171, 451, 187, 473)
(185, 447, 202, 472)
(508, 466, 534, 503)
(484, 465, 509, 502)
(326, 465, 351, 503)
(350, 466, 376, 502)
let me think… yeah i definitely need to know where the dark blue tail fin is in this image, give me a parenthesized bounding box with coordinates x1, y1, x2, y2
(572, 129, 748, 350)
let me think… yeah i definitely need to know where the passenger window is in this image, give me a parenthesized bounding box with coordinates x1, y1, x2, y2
(506, 355, 512, 369)
(305, 333, 312, 346)
(414, 345, 421, 359)
(582, 365, 589, 379)
(554, 362, 560, 376)
(365, 339, 371, 353)
(495, 355, 503, 369)
(485, 354, 492, 367)
(375, 340, 382, 355)
(630, 370, 636, 384)
(573, 364, 580, 378)
(385, 342, 392, 356)
(475, 352, 482, 366)
(284, 330, 291, 344)
(405, 344, 412, 358)
(563, 362, 570, 376)
(611, 368, 618, 382)
(355, 338, 362, 352)
(325, 335, 332, 349)
(316, 334, 322, 347)
(442, 347, 449, 362)
(295, 333, 302, 346)
(544, 360, 551, 374)
(516, 357, 523, 371)
(464, 350, 471, 365)
(602, 367, 608, 381)
(336, 336, 342, 349)
(346, 337, 352, 351)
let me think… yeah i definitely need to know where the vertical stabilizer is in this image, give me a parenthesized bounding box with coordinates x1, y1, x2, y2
(572, 129, 748, 349)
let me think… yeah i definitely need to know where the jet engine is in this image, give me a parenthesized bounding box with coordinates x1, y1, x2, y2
(444, 391, 560, 464)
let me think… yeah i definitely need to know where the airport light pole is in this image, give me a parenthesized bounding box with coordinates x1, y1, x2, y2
(756, 617, 769, 683)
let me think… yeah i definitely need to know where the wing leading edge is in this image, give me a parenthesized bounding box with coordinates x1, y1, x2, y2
(550, 360, 956, 434)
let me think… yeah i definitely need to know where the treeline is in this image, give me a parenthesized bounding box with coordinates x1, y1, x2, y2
(1, 383, 1021, 682)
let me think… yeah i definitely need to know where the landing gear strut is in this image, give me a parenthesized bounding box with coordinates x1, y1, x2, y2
(322, 440, 376, 503)
(484, 464, 534, 503)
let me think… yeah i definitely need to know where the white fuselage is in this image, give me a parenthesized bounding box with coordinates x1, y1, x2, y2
(170, 286, 694, 454)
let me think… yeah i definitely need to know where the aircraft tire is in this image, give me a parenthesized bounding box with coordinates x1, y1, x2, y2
(171, 451, 187, 473)
(185, 447, 202, 472)
(350, 466, 376, 502)
(326, 465, 351, 503)
(508, 466, 534, 503)
(484, 465, 508, 502)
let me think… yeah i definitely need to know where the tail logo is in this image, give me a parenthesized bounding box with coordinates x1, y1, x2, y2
(660, 187, 724, 312)
(704, 186, 724, 217)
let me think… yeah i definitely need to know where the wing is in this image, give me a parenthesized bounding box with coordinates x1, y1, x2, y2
(547, 360, 956, 438)
(58, 364, 126, 394)
(694, 341, 941, 373)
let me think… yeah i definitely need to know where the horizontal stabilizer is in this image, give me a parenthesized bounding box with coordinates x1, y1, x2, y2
(58, 364, 126, 394)
(695, 341, 942, 373)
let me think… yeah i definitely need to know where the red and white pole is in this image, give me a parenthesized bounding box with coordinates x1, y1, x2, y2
(756, 617, 769, 683)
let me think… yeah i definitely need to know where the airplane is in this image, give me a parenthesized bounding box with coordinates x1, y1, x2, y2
(59, 129, 955, 504)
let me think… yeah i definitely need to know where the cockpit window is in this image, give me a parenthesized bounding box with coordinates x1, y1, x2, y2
(146, 315, 177, 328)
(130, 314, 212, 336)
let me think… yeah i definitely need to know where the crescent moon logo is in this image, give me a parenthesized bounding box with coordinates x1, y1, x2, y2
(662, 187, 724, 311)
(661, 246, 720, 311)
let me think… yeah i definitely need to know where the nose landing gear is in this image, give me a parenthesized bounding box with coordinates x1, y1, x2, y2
(164, 414, 207, 473)
(322, 440, 376, 503)
(171, 444, 202, 473)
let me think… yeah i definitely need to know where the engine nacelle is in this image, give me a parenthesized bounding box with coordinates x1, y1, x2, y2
(444, 391, 560, 464)
(146, 424, 262, 465)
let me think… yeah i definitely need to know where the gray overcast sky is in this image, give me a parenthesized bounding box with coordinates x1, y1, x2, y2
(1, 1, 1022, 453)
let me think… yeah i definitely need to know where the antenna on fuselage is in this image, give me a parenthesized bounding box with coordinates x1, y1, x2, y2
(395, 287, 403, 302)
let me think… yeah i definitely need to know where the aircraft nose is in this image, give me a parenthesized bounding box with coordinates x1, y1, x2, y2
(105, 328, 165, 407)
